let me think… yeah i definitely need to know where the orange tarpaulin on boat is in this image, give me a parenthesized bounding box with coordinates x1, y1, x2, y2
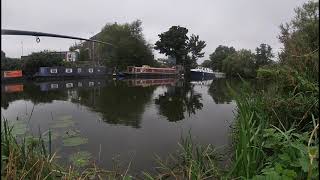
(5, 84, 24, 93)
(3, 70, 23, 78)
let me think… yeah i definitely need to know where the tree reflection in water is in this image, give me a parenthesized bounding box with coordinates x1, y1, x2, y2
(155, 79, 203, 122)
(208, 79, 234, 104)
(74, 80, 156, 128)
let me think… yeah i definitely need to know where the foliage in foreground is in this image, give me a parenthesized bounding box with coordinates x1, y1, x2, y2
(1, 120, 133, 180)
(226, 78, 319, 179)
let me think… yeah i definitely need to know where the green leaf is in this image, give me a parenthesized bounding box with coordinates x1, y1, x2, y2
(69, 151, 91, 167)
(298, 157, 309, 172)
(282, 169, 297, 178)
(275, 163, 283, 173)
(63, 136, 88, 147)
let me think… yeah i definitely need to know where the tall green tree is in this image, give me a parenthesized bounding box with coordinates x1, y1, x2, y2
(209, 45, 236, 71)
(188, 34, 207, 68)
(255, 43, 274, 68)
(79, 48, 90, 61)
(278, 0, 319, 81)
(154, 26, 206, 74)
(154, 26, 189, 66)
(97, 20, 154, 70)
(222, 49, 256, 78)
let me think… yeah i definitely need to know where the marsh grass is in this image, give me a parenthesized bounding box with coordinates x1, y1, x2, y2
(143, 133, 222, 180)
(226, 74, 319, 179)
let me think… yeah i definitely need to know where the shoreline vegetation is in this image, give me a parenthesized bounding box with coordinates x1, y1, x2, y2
(1, 0, 319, 179)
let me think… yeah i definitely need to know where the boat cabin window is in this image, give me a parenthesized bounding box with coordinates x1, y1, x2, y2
(50, 68, 58, 73)
(66, 83, 73, 88)
(66, 68, 73, 73)
(51, 84, 58, 89)
(88, 68, 94, 73)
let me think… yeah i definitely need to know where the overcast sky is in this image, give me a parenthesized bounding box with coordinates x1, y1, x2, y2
(2, 0, 306, 63)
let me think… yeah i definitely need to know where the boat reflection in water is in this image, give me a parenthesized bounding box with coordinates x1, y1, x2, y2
(190, 79, 213, 86)
(123, 78, 178, 87)
(36, 79, 107, 91)
(1, 84, 24, 93)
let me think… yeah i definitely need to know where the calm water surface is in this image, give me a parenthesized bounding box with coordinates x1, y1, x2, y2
(1, 78, 241, 174)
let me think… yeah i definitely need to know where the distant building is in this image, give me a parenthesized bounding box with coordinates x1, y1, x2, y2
(65, 51, 78, 62)
(75, 32, 102, 64)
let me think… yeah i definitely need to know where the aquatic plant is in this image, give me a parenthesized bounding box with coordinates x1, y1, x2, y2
(62, 136, 88, 147)
(50, 115, 75, 129)
(69, 151, 92, 167)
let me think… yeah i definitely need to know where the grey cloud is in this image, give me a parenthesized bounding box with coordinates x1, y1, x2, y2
(2, 0, 307, 63)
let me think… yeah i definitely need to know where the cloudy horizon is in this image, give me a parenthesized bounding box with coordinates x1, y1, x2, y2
(2, 0, 307, 63)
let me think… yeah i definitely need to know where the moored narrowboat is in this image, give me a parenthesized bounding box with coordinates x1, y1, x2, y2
(190, 67, 215, 80)
(34, 66, 112, 78)
(1, 70, 24, 81)
(123, 65, 178, 77)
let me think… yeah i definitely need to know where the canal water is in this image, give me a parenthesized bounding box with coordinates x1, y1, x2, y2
(1, 78, 244, 174)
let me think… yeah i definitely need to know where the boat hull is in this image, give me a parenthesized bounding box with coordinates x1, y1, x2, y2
(190, 71, 215, 81)
(123, 72, 178, 78)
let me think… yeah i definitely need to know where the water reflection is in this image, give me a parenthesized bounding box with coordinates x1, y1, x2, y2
(155, 79, 203, 122)
(1, 77, 238, 173)
(74, 80, 156, 128)
(208, 79, 234, 104)
(208, 78, 276, 104)
(1, 83, 68, 109)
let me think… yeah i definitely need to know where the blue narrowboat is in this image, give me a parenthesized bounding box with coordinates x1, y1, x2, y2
(34, 66, 111, 78)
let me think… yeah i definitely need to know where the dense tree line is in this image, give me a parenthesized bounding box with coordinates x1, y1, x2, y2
(201, 43, 274, 78)
(1, 51, 22, 71)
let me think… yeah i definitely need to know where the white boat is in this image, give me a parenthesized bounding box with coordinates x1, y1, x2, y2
(190, 67, 214, 80)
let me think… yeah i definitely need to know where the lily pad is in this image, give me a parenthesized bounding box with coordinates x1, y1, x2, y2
(43, 131, 60, 142)
(58, 115, 73, 121)
(11, 122, 28, 135)
(62, 136, 88, 147)
(51, 121, 74, 128)
(62, 129, 81, 138)
(69, 151, 92, 167)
